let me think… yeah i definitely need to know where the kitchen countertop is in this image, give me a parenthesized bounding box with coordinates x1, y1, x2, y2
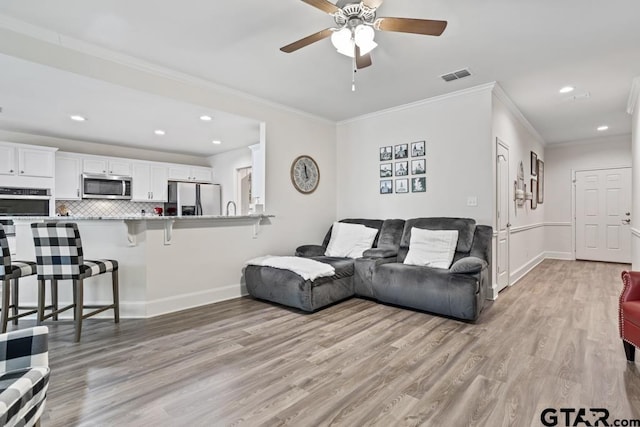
(8, 214, 273, 221)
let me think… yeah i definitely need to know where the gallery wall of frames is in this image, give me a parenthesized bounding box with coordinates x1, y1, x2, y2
(379, 141, 426, 194)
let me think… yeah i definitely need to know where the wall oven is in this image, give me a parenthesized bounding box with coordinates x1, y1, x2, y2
(0, 187, 51, 235)
(82, 174, 132, 200)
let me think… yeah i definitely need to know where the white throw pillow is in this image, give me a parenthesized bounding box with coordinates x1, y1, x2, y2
(324, 222, 378, 259)
(403, 228, 459, 269)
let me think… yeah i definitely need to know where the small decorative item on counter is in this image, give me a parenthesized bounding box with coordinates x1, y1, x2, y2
(57, 204, 70, 216)
(154, 207, 163, 216)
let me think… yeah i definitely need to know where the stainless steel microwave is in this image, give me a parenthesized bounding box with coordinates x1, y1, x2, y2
(82, 174, 132, 200)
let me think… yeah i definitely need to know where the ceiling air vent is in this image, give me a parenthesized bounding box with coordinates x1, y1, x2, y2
(441, 68, 472, 82)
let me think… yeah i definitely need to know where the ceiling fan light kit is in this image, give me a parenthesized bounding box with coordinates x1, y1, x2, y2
(281, 0, 448, 89)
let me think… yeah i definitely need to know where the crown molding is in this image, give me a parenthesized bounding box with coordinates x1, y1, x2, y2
(337, 82, 497, 125)
(0, 14, 334, 125)
(545, 133, 631, 149)
(492, 83, 546, 146)
(628, 76, 640, 115)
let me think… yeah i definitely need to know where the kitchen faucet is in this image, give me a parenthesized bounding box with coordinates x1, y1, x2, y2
(226, 201, 237, 216)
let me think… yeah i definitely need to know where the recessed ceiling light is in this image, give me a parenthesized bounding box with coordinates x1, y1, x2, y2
(559, 86, 575, 94)
(70, 115, 87, 122)
(154, 129, 166, 136)
(597, 125, 609, 132)
(200, 115, 213, 121)
(212, 140, 222, 145)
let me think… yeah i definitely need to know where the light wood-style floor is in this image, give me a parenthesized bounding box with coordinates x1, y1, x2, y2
(22, 259, 640, 426)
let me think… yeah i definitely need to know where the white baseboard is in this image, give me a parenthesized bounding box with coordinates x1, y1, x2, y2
(544, 251, 574, 260)
(146, 284, 245, 318)
(510, 252, 545, 286)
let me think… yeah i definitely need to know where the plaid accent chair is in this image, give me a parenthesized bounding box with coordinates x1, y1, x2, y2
(31, 223, 119, 342)
(0, 326, 49, 427)
(0, 225, 39, 333)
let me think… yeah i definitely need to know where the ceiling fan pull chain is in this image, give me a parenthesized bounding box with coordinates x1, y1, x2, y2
(352, 52, 357, 91)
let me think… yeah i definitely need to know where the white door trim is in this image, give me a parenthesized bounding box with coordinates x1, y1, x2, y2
(496, 138, 510, 295)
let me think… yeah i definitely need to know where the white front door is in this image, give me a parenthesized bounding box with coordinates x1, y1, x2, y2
(575, 168, 632, 263)
(496, 140, 510, 292)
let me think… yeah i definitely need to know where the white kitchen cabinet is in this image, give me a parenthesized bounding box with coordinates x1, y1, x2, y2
(0, 144, 55, 178)
(167, 164, 212, 183)
(0, 145, 16, 175)
(83, 157, 131, 176)
(55, 155, 82, 200)
(132, 162, 168, 202)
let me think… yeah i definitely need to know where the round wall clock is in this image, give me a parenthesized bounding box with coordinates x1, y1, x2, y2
(291, 155, 320, 194)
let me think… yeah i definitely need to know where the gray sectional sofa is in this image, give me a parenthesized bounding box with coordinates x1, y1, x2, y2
(244, 217, 492, 321)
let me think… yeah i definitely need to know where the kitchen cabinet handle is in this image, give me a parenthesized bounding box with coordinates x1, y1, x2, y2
(20, 170, 24, 174)
(77, 189, 80, 197)
(9, 169, 13, 173)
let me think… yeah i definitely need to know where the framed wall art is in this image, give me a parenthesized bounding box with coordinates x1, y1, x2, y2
(537, 159, 544, 203)
(380, 180, 393, 194)
(530, 178, 537, 209)
(395, 161, 408, 176)
(380, 163, 392, 178)
(411, 141, 425, 157)
(411, 177, 426, 193)
(380, 146, 392, 161)
(394, 144, 408, 159)
(395, 178, 409, 193)
(411, 159, 425, 175)
(531, 151, 538, 176)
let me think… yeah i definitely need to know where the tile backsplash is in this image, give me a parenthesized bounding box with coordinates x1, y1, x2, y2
(56, 200, 160, 217)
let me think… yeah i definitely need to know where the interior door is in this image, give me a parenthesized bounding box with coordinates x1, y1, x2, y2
(496, 140, 510, 292)
(575, 168, 631, 263)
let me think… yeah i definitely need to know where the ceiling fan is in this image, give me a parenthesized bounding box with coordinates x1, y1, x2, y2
(280, 0, 448, 71)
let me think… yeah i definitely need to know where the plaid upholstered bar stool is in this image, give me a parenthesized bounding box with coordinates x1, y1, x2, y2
(0, 224, 40, 333)
(31, 222, 120, 342)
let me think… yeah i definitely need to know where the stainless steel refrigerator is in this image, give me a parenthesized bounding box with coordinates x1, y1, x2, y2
(165, 182, 221, 216)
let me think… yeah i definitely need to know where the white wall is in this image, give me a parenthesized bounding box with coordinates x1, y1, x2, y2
(0, 25, 337, 314)
(337, 85, 494, 224)
(630, 77, 640, 269)
(492, 88, 546, 290)
(544, 135, 632, 260)
(208, 146, 253, 211)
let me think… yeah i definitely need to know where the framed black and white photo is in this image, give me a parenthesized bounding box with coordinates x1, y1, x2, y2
(537, 159, 544, 203)
(411, 141, 425, 157)
(394, 144, 408, 159)
(380, 146, 393, 161)
(411, 177, 426, 193)
(411, 159, 426, 175)
(395, 161, 408, 176)
(531, 151, 538, 176)
(531, 178, 537, 209)
(380, 163, 392, 178)
(395, 178, 409, 193)
(380, 180, 393, 194)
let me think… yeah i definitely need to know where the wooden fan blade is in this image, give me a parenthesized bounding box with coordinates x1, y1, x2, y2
(356, 46, 372, 69)
(363, 0, 384, 9)
(280, 28, 334, 53)
(301, 0, 340, 14)
(375, 17, 448, 36)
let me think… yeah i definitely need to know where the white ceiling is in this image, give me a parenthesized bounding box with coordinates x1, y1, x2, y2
(0, 0, 639, 149)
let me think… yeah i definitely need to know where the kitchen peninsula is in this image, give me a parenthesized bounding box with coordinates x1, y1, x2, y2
(10, 214, 273, 318)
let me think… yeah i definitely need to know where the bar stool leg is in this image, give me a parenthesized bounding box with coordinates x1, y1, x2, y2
(112, 270, 119, 324)
(10, 279, 18, 326)
(37, 279, 46, 325)
(1, 280, 10, 333)
(74, 279, 83, 342)
(51, 279, 59, 321)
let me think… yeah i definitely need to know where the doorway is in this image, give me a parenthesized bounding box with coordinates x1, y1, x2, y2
(496, 139, 510, 293)
(236, 166, 252, 215)
(575, 167, 631, 263)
